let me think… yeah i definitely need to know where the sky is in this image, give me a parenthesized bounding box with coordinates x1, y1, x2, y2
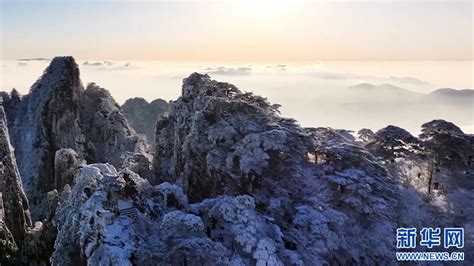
(0, 0, 473, 134)
(1, 0, 472, 61)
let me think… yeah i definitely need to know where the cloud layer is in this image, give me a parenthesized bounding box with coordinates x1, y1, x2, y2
(83, 61, 135, 71)
(204, 66, 252, 76)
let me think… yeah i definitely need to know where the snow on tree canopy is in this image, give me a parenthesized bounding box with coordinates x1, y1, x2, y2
(150, 73, 400, 264)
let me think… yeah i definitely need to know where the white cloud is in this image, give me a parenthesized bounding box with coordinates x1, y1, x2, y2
(83, 61, 136, 71)
(204, 66, 252, 76)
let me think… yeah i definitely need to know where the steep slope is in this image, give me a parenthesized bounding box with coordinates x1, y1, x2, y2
(7, 57, 148, 219)
(10, 56, 85, 200)
(82, 83, 148, 166)
(0, 105, 32, 245)
(0, 221, 18, 265)
(48, 73, 473, 264)
(122, 97, 170, 145)
(151, 73, 399, 264)
(52, 164, 226, 265)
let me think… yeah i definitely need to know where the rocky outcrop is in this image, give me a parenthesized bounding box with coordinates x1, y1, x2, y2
(52, 164, 163, 265)
(122, 97, 169, 145)
(0, 105, 32, 244)
(54, 149, 84, 191)
(82, 83, 148, 167)
(357, 128, 375, 143)
(3, 63, 473, 264)
(6, 57, 147, 219)
(0, 221, 18, 265)
(19, 195, 59, 265)
(151, 73, 399, 264)
(0, 88, 21, 123)
(10, 57, 85, 202)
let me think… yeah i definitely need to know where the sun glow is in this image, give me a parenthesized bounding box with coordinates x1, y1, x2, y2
(238, 0, 294, 18)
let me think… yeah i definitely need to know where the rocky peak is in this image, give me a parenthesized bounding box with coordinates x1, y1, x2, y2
(10, 56, 85, 206)
(181, 72, 240, 99)
(154, 73, 301, 200)
(7, 57, 148, 219)
(357, 128, 375, 143)
(82, 82, 148, 167)
(41, 56, 79, 83)
(152, 73, 398, 264)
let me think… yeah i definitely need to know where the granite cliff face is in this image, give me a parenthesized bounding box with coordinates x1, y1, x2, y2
(9, 57, 86, 203)
(122, 97, 170, 145)
(5, 57, 147, 219)
(0, 106, 32, 244)
(0, 105, 32, 265)
(151, 73, 399, 264)
(82, 83, 148, 167)
(0, 221, 18, 265)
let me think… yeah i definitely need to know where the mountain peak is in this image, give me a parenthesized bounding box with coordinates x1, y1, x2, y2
(429, 88, 474, 96)
(30, 56, 81, 98)
(181, 72, 239, 99)
(44, 56, 79, 78)
(49, 56, 76, 67)
(350, 83, 376, 89)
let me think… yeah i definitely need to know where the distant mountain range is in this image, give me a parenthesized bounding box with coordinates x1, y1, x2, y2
(0, 57, 473, 265)
(349, 83, 473, 105)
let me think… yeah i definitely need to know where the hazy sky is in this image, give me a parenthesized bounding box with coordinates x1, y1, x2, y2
(1, 0, 472, 61)
(0, 0, 472, 134)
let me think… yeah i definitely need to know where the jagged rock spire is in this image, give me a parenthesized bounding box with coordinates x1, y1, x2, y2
(0, 105, 32, 244)
(8, 56, 147, 219)
(10, 56, 85, 201)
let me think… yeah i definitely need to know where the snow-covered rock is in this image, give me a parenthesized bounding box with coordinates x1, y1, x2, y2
(54, 148, 85, 192)
(52, 164, 224, 265)
(0, 105, 32, 244)
(82, 83, 149, 167)
(0, 221, 18, 265)
(5, 57, 148, 219)
(10, 57, 86, 209)
(151, 73, 399, 264)
(3, 65, 472, 264)
(357, 128, 375, 143)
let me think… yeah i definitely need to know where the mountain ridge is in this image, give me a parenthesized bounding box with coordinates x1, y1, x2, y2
(0, 56, 472, 264)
